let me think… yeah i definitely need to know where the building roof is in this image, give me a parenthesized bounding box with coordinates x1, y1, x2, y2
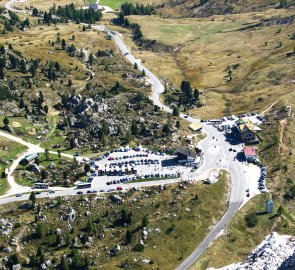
(243, 146, 258, 157)
(176, 147, 197, 158)
(236, 118, 256, 133)
(189, 123, 202, 132)
(24, 153, 39, 161)
(266, 199, 273, 205)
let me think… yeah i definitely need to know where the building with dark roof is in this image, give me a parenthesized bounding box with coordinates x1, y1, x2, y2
(235, 118, 259, 144)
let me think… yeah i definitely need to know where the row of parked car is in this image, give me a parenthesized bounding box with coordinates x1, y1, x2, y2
(107, 154, 148, 161)
(93, 148, 165, 162)
(258, 165, 267, 193)
(76, 186, 124, 195)
(104, 159, 160, 168)
(106, 172, 181, 186)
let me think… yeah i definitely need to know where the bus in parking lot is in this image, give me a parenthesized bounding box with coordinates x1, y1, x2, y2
(76, 183, 92, 189)
(34, 183, 49, 189)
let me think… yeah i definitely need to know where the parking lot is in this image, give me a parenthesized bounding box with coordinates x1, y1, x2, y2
(85, 147, 197, 190)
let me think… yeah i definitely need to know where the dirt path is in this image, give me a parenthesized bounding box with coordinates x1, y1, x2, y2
(15, 227, 29, 262)
(279, 118, 288, 154)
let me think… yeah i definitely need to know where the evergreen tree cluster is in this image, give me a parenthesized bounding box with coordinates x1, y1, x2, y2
(179, 80, 200, 106)
(2, 11, 30, 33)
(43, 3, 102, 24)
(0, 43, 40, 80)
(120, 3, 154, 16)
(164, 80, 200, 109)
(112, 3, 153, 40)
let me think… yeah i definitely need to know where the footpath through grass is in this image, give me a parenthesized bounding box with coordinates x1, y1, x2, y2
(0, 137, 28, 195)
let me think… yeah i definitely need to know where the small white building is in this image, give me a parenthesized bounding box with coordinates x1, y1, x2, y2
(89, 3, 102, 11)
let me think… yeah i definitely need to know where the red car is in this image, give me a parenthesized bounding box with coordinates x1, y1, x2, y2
(116, 186, 123, 191)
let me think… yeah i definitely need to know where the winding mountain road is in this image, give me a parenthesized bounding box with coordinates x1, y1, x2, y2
(1, 3, 247, 269)
(94, 26, 246, 270)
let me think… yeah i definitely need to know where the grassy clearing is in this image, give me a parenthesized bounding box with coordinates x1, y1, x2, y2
(0, 178, 9, 196)
(87, 0, 97, 4)
(99, 0, 126, 9)
(98, 0, 162, 9)
(0, 171, 230, 269)
(0, 137, 28, 195)
(124, 9, 295, 118)
(10, 0, 87, 10)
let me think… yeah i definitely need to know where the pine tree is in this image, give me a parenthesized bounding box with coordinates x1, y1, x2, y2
(131, 120, 138, 135)
(79, 49, 85, 58)
(61, 39, 66, 49)
(38, 91, 44, 105)
(72, 249, 81, 268)
(142, 216, 149, 227)
(36, 222, 45, 239)
(60, 256, 69, 270)
(3, 116, 9, 126)
(126, 131, 133, 143)
(86, 219, 94, 233)
(88, 53, 94, 65)
(20, 59, 27, 73)
(45, 148, 49, 160)
(125, 230, 132, 244)
(43, 105, 49, 113)
(0, 68, 4, 79)
(55, 61, 61, 71)
(172, 106, 180, 117)
(0, 44, 5, 54)
(194, 89, 200, 100)
(84, 163, 91, 174)
(32, 7, 38, 16)
(133, 62, 138, 69)
(56, 234, 62, 246)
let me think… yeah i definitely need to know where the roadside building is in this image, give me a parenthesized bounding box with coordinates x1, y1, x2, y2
(176, 147, 197, 162)
(89, 3, 102, 11)
(266, 200, 273, 213)
(20, 153, 40, 166)
(175, 147, 201, 166)
(188, 123, 202, 132)
(243, 146, 258, 162)
(235, 118, 259, 144)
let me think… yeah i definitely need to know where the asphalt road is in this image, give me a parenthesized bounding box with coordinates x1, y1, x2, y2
(99, 27, 246, 269)
(0, 7, 247, 269)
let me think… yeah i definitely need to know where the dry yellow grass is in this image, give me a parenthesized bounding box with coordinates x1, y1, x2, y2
(123, 9, 295, 118)
(7, 0, 86, 10)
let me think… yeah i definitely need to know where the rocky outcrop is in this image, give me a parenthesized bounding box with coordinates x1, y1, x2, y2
(208, 232, 295, 270)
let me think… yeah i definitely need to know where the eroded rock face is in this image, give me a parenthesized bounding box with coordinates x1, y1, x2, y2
(208, 232, 295, 270)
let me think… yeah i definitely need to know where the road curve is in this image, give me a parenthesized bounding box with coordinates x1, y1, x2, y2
(1, 1, 245, 267)
(95, 26, 246, 269)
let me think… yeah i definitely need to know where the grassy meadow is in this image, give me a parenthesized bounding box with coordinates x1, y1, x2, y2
(0, 137, 28, 195)
(124, 9, 295, 118)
